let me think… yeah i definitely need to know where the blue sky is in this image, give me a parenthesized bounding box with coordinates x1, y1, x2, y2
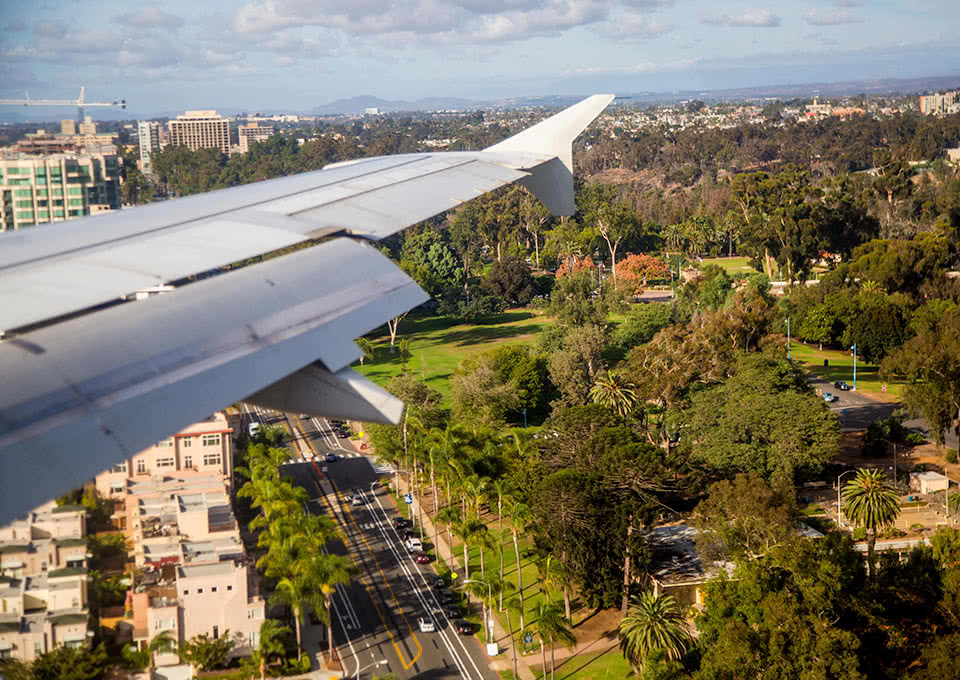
(2, 0, 959, 112)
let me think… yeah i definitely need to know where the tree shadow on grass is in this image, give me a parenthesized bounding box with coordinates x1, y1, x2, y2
(437, 321, 544, 348)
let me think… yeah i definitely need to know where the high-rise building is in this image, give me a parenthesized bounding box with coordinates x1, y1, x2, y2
(237, 122, 275, 154)
(920, 91, 960, 115)
(0, 153, 121, 231)
(167, 110, 231, 155)
(137, 121, 165, 173)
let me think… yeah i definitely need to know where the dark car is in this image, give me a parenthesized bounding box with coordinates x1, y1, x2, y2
(438, 590, 459, 604)
(403, 529, 417, 540)
(441, 606, 461, 619)
(325, 452, 338, 462)
(454, 620, 471, 635)
(429, 576, 445, 589)
(834, 380, 851, 391)
(413, 551, 431, 564)
(394, 518, 411, 529)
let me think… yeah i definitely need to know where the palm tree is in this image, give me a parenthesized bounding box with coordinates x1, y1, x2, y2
(270, 572, 324, 661)
(505, 594, 524, 680)
(453, 518, 486, 580)
(309, 553, 358, 664)
(508, 500, 532, 633)
(251, 619, 290, 680)
(843, 468, 901, 577)
(356, 337, 376, 375)
(122, 630, 176, 676)
(618, 591, 691, 676)
(435, 505, 462, 569)
(492, 480, 510, 610)
(535, 602, 576, 680)
(589, 370, 639, 417)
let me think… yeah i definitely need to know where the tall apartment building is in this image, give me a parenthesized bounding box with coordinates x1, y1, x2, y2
(94, 412, 234, 503)
(0, 502, 90, 664)
(237, 122, 275, 154)
(167, 110, 231, 155)
(137, 121, 167, 173)
(920, 91, 960, 115)
(0, 152, 121, 231)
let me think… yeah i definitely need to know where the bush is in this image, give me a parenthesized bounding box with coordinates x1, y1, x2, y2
(905, 432, 927, 446)
(852, 527, 867, 541)
(881, 526, 907, 539)
(947, 449, 959, 464)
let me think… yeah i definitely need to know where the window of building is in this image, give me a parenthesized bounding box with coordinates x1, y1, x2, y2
(157, 438, 174, 448)
(110, 483, 124, 494)
(51, 188, 63, 197)
(35, 189, 48, 197)
(136, 459, 146, 474)
(14, 189, 32, 197)
(183, 455, 193, 469)
(201, 433, 221, 447)
(181, 437, 192, 448)
(156, 457, 175, 468)
(34, 641, 43, 655)
(15, 200, 34, 208)
(197, 588, 203, 594)
(112, 462, 127, 473)
(202, 453, 222, 466)
(183, 590, 189, 595)
(67, 187, 83, 196)
(68, 209, 82, 216)
(211, 586, 217, 593)
(37, 210, 49, 219)
(212, 626, 220, 640)
(53, 210, 65, 217)
(227, 585, 232, 591)
(68, 199, 84, 207)
(248, 631, 259, 648)
(247, 609, 262, 620)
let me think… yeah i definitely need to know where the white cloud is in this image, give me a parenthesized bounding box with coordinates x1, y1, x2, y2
(597, 13, 673, 41)
(803, 8, 861, 25)
(563, 57, 693, 75)
(701, 8, 781, 27)
(33, 21, 67, 38)
(621, 0, 675, 10)
(115, 7, 185, 30)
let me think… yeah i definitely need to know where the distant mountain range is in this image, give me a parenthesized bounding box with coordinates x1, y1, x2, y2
(2, 74, 959, 124)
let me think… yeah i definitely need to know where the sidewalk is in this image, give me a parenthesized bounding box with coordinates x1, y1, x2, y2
(392, 475, 536, 680)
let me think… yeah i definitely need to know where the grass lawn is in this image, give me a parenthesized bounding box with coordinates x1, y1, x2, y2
(788, 342, 904, 401)
(700, 256, 756, 276)
(358, 310, 550, 404)
(531, 649, 632, 680)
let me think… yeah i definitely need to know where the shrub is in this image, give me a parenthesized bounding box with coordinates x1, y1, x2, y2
(852, 527, 867, 541)
(906, 432, 927, 446)
(947, 449, 959, 465)
(880, 526, 907, 539)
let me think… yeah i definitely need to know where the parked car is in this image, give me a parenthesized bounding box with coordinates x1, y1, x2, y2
(834, 380, 851, 391)
(326, 452, 338, 462)
(351, 495, 363, 506)
(823, 392, 838, 403)
(437, 590, 458, 604)
(454, 620, 471, 635)
(394, 518, 411, 529)
(413, 551, 431, 564)
(417, 617, 435, 633)
(441, 606, 461, 619)
(429, 576, 445, 589)
(405, 537, 423, 551)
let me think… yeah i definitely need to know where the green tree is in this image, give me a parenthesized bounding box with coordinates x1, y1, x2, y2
(309, 553, 357, 663)
(580, 183, 640, 285)
(356, 337, 376, 375)
(481, 256, 536, 306)
(547, 324, 607, 407)
(271, 573, 324, 660)
(589, 370, 639, 417)
(29, 644, 110, 680)
(247, 619, 291, 680)
(179, 632, 236, 672)
(842, 468, 901, 578)
(617, 592, 691, 676)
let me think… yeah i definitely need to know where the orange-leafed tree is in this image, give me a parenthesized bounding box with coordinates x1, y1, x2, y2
(618, 253, 669, 295)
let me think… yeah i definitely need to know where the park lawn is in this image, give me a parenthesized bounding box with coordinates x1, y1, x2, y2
(358, 310, 549, 404)
(531, 649, 632, 680)
(788, 342, 905, 401)
(700, 256, 755, 276)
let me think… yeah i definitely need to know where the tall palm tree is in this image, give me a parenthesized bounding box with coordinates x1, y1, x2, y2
(308, 553, 358, 664)
(589, 370, 639, 417)
(251, 619, 290, 680)
(270, 572, 324, 661)
(492, 480, 510, 610)
(504, 594, 524, 680)
(508, 500, 532, 633)
(453, 518, 486, 581)
(843, 468, 901, 577)
(124, 630, 176, 676)
(535, 602, 576, 680)
(618, 591, 691, 676)
(436, 506, 462, 570)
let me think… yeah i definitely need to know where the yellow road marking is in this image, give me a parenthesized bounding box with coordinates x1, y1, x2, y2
(329, 478, 422, 670)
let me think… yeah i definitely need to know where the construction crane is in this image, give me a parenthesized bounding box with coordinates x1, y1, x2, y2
(0, 86, 126, 121)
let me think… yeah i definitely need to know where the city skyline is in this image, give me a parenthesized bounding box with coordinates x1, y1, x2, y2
(2, 0, 959, 112)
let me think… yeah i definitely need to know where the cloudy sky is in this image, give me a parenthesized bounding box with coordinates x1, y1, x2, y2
(2, 0, 959, 112)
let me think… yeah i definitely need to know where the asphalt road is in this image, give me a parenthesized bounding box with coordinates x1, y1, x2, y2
(242, 405, 499, 680)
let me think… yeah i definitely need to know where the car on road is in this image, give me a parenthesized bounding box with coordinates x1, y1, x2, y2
(823, 392, 839, 403)
(834, 380, 851, 391)
(428, 576, 445, 588)
(351, 495, 363, 506)
(394, 518, 411, 529)
(454, 620, 471, 635)
(412, 551, 431, 564)
(417, 617, 435, 633)
(248, 422, 261, 437)
(440, 606, 461, 619)
(326, 452, 338, 462)
(437, 590, 458, 604)
(405, 537, 423, 551)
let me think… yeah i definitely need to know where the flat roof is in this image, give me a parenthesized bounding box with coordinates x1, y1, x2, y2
(178, 561, 235, 579)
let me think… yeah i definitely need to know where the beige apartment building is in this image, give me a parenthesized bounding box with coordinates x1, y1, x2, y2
(94, 412, 234, 502)
(167, 110, 231, 155)
(920, 91, 960, 115)
(137, 120, 168, 174)
(0, 503, 90, 664)
(0, 152, 121, 231)
(237, 122, 276, 154)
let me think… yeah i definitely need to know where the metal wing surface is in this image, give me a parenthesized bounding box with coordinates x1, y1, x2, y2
(0, 94, 613, 521)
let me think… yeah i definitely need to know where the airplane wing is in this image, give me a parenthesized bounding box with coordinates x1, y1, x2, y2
(0, 94, 613, 521)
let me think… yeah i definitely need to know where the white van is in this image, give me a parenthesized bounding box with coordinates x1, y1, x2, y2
(248, 422, 261, 437)
(405, 537, 423, 551)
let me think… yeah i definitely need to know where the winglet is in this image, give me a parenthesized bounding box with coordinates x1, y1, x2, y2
(485, 94, 614, 216)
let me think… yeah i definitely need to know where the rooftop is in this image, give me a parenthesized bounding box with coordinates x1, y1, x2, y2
(178, 561, 235, 579)
(648, 525, 734, 586)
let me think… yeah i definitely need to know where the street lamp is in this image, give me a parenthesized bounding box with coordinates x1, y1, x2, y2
(850, 344, 858, 391)
(354, 659, 387, 679)
(837, 469, 858, 529)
